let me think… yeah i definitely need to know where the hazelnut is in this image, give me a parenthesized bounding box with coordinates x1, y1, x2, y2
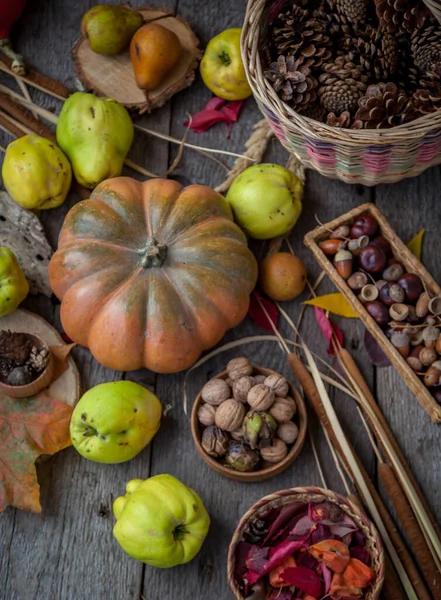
(391, 332, 410, 358)
(422, 326, 439, 349)
(406, 356, 423, 372)
(277, 421, 299, 445)
(264, 373, 289, 398)
(214, 399, 246, 432)
(428, 296, 441, 315)
(247, 384, 275, 411)
(226, 357, 253, 381)
(232, 376, 254, 403)
(269, 396, 297, 423)
(419, 347, 438, 367)
(424, 366, 441, 387)
(230, 428, 244, 441)
(389, 303, 409, 322)
(253, 375, 267, 385)
(201, 378, 231, 405)
(416, 293, 430, 318)
(197, 403, 217, 426)
(260, 438, 288, 463)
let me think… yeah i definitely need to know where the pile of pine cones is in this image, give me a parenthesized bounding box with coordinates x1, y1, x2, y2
(263, 0, 441, 129)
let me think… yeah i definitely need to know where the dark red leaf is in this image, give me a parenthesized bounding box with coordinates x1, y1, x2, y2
(297, 551, 318, 570)
(206, 96, 226, 111)
(268, 590, 293, 600)
(354, 530, 366, 548)
(248, 290, 279, 331)
(221, 100, 245, 122)
(364, 329, 391, 367)
(290, 515, 315, 537)
(184, 109, 229, 132)
(309, 524, 337, 545)
(350, 547, 371, 566)
(264, 502, 307, 544)
(313, 307, 344, 355)
(235, 541, 255, 566)
(244, 539, 307, 585)
(308, 501, 344, 523)
(281, 566, 323, 597)
(246, 546, 269, 572)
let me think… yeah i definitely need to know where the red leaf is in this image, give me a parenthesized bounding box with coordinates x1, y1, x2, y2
(244, 539, 306, 585)
(364, 329, 391, 367)
(246, 546, 269, 573)
(248, 290, 279, 331)
(206, 96, 226, 111)
(184, 109, 229, 132)
(313, 306, 343, 355)
(281, 566, 323, 597)
(221, 100, 245, 122)
(264, 501, 307, 544)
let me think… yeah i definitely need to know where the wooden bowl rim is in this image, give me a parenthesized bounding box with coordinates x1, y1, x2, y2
(190, 365, 308, 482)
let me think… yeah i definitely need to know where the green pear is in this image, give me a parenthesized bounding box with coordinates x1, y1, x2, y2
(81, 5, 143, 56)
(56, 92, 134, 189)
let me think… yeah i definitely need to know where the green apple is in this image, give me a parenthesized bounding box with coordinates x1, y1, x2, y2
(226, 163, 303, 239)
(70, 381, 161, 464)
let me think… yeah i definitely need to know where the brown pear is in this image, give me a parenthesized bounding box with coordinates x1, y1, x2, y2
(130, 23, 182, 91)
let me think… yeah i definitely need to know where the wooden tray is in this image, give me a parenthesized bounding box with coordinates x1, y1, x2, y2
(72, 7, 201, 114)
(191, 366, 308, 482)
(304, 202, 441, 423)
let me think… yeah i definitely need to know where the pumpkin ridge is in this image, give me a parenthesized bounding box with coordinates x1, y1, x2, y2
(59, 238, 140, 255)
(166, 216, 246, 247)
(159, 266, 200, 335)
(141, 178, 183, 240)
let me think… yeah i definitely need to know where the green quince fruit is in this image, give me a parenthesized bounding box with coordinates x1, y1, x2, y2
(81, 5, 143, 56)
(113, 474, 210, 568)
(0, 247, 29, 317)
(70, 381, 161, 464)
(2, 134, 72, 210)
(226, 163, 303, 239)
(56, 92, 134, 189)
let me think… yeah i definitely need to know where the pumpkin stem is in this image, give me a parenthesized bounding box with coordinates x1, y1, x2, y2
(138, 238, 167, 268)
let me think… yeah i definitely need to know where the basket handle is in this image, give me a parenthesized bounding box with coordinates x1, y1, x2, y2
(423, 0, 441, 24)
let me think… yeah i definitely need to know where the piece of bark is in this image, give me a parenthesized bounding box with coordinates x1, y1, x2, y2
(0, 191, 53, 296)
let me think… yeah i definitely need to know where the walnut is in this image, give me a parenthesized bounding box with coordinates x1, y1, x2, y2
(253, 375, 267, 385)
(197, 403, 217, 426)
(201, 378, 230, 405)
(230, 428, 244, 441)
(247, 384, 275, 411)
(260, 438, 288, 463)
(214, 399, 246, 432)
(226, 357, 253, 381)
(269, 396, 297, 423)
(232, 376, 254, 403)
(277, 421, 299, 444)
(264, 374, 289, 398)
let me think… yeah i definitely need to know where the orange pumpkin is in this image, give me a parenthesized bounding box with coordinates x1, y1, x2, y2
(48, 177, 257, 373)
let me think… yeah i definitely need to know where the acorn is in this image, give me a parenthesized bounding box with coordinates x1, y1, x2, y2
(422, 326, 439, 349)
(428, 296, 441, 315)
(423, 366, 441, 387)
(380, 282, 405, 306)
(319, 239, 346, 255)
(410, 345, 424, 358)
(415, 293, 430, 318)
(391, 331, 410, 358)
(389, 303, 409, 322)
(406, 356, 423, 372)
(359, 284, 379, 303)
(347, 271, 369, 291)
(334, 250, 353, 279)
(419, 347, 438, 367)
(348, 235, 369, 256)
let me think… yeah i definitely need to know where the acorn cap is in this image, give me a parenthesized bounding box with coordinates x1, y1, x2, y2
(335, 249, 353, 262)
(391, 331, 410, 348)
(389, 303, 409, 321)
(428, 296, 441, 315)
(422, 326, 439, 342)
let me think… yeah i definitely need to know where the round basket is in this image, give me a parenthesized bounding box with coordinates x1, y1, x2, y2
(227, 486, 385, 599)
(241, 0, 441, 186)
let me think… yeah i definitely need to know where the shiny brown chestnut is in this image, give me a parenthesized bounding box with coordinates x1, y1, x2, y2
(365, 301, 390, 326)
(382, 263, 404, 282)
(358, 244, 387, 273)
(379, 282, 405, 306)
(350, 214, 378, 239)
(371, 236, 391, 257)
(396, 273, 424, 303)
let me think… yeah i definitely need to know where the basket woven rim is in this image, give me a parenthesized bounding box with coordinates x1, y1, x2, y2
(227, 486, 385, 600)
(241, 0, 441, 145)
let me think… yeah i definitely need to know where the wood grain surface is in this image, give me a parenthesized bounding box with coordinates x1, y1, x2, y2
(0, 1, 440, 599)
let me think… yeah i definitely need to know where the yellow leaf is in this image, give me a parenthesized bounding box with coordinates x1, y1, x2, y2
(303, 293, 359, 318)
(407, 229, 425, 260)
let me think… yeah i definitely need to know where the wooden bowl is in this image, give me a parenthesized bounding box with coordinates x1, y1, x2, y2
(73, 7, 201, 114)
(227, 486, 385, 600)
(0, 333, 54, 398)
(190, 366, 307, 482)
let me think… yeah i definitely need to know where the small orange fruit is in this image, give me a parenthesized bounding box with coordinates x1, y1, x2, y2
(259, 252, 307, 301)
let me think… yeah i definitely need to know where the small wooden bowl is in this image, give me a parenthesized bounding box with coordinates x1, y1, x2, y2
(0, 334, 54, 398)
(191, 366, 307, 482)
(227, 486, 385, 600)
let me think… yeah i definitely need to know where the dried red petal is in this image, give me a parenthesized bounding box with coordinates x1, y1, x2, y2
(281, 566, 323, 597)
(206, 96, 226, 111)
(313, 307, 344, 355)
(221, 100, 245, 122)
(269, 554, 297, 587)
(184, 109, 229, 132)
(248, 290, 279, 331)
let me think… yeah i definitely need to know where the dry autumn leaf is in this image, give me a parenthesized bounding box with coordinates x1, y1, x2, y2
(303, 293, 359, 318)
(0, 392, 73, 513)
(407, 229, 425, 260)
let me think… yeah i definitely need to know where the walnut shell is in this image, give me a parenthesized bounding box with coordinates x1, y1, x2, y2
(277, 421, 299, 444)
(247, 384, 275, 411)
(232, 376, 254, 403)
(226, 357, 253, 381)
(230, 428, 244, 441)
(269, 396, 296, 423)
(214, 398, 246, 432)
(197, 403, 216, 426)
(264, 374, 289, 398)
(253, 375, 267, 385)
(260, 438, 288, 463)
(201, 378, 230, 405)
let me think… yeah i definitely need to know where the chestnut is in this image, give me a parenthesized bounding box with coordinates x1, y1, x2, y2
(380, 282, 405, 306)
(424, 366, 441, 387)
(365, 301, 390, 326)
(350, 213, 378, 239)
(359, 244, 387, 273)
(396, 273, 424, 303)
(371, 236, 391, 257)
(383, 263, 404, 282)
(319, 239, 346, 255)
(406, 356, 423, 372)
(347, 271, 369, 291)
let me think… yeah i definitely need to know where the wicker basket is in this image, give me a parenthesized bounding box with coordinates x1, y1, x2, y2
(227, 486, 385, 600)
(241, 0, 441, 186)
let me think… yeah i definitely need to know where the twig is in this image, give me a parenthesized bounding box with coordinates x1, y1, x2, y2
(15, 77, 39, 121)
(308, 427, 327, 489)
(124, 158, 159, 179)
(164, 119, 190, 177)
(0, 55, 70, 100)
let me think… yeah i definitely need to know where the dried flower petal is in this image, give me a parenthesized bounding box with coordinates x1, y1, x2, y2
(248, 290, 279, 331)
(281, 565, 323, 597)
(329, 572, 362, 600)
(269, 554, 297, 587)
(342, 558, 375, 588)
(309, 539, 350, 574)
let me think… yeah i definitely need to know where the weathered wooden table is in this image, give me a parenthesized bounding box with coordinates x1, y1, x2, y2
(1, 1, 440, 599)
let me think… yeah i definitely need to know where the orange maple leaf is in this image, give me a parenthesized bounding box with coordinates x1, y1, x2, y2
(0, 392, 73, 513)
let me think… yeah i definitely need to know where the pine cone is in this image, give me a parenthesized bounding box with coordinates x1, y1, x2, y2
(327, 0, 369, 24)
(265, 55, 318, 109)
(272, 5, 332, 68)
(347, 25, 398, 80)
(318, 56, 368, 114)
(375, 0, 429, 34)
(413, 66, 441, 114)
(300, 102, 327, 122)
(313, 6, 353, 38)
(411, 23, 441, 72)
(27, 345, 50, 373)
(326, 111, 363, 128)
(394, 35, 419, 92)
(355, 82, 415, 128)
(243, 518, 268, 544)
(0, 330, 32, 363)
